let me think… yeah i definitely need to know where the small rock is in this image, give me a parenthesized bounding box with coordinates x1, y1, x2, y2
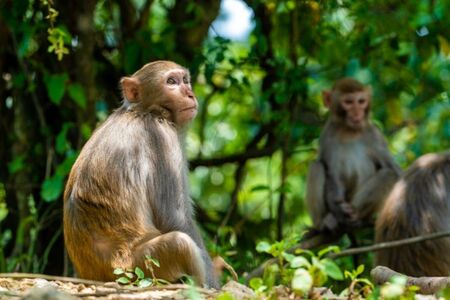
(21, 287, 75, 300)
(221, 281, 255, 299)
(33, 278, 58, 289)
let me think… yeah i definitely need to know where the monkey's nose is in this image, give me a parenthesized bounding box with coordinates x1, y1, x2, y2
(186, 89, 195, 99)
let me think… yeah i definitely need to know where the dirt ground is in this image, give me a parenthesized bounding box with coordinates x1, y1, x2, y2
(0, 275, 256, 300)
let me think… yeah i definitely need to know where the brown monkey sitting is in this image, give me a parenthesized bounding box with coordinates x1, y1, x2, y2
(305, 78, 400, 234)
(63, 61, 218, 288)
(375, 152, 450, 276)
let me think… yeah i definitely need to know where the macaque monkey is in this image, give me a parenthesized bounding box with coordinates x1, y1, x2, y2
(375, 152, 450, 276)
(305, 78, 400, 233)
(63, 61, 218, 288)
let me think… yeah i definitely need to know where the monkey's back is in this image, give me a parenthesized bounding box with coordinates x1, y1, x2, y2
(63, 108, 189, 281)
(375, 152, 450, 276)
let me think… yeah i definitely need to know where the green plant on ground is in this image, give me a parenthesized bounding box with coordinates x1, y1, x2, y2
(251, 237, 344, 297)
(114, 255, 169, 288)
(340, 264, 374, 299)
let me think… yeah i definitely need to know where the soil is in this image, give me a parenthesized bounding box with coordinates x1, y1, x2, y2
(0, 276, 255, 300)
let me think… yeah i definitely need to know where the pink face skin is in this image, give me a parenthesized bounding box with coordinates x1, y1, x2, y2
(162, 68, 198, 127)
(340, 91, 369, 129)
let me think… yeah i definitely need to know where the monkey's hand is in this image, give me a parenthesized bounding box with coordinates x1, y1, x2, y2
(328, 199, 360, 227)
(338, 202, 362, 227)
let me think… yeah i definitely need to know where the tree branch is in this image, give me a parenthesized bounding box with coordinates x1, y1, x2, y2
(371, 266, 450, 295)
(329, 230, 450, 259)
(189, 145, 277, 169)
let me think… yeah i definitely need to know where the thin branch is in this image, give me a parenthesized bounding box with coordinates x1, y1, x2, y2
(133, 0, 154, 31)
(218, 163, 246, 231)
(196, 87, 219, 159)
(329, 230, 450, 259)
(276, 149, 288, 240)
(189, 145, 277, 169)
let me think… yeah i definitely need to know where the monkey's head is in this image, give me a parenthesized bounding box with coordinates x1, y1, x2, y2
(322, 77, 372, 131)
(120, 60, 198, 128)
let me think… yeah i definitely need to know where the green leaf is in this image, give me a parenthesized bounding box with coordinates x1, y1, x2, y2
(282, 252, 295, 263)
(145, 255, 160, 268)
(356, 264, 365, 276)
(81, 123, 92, 140)
(291, 268, 313, 296)
(289, 256, 311, 269)
(116, 277, 131, 284)
(113, 268, 124, 275)
(56, 123, 73, 155)
(381, 282, 405, 299)
(390, 275, 407, 285)
(322, 259, 344, 280)
(135, 267, 145, 279)
(138, 278, 152, 288)
(55, 152, 78, 177)
(215, 292, 235, 300)
(317, 245, 340, 258)
(255, 241, 272, 253)
(8, 155, 25, 174)
(41, 176, 64, 202)
(44, 73, 68, 104)
(67, 83, 87, 109)
(125, 272, 134, 279)
(249, 277, 264, 291)
(0, 202, 8, 222)
(250, 184, 270, 192)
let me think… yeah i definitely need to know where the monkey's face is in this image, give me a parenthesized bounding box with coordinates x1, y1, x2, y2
(160, 68, 198, 127)
(338, 91, 370, 130)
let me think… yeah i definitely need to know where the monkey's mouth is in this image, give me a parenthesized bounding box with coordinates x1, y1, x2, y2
(179, 106, 197, 113)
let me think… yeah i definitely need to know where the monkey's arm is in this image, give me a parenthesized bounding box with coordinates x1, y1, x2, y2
(183, 218, 219, 289)
(324, 171, 358, 224)
(306, 160, 357, 231)
(305, 161, 326, 228)
(369, 127, 401, 175)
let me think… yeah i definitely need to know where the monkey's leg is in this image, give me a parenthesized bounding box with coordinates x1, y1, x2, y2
(132, 231, 207, 286)
(352, 168, 399, 220)
(305, 161, 327, 229)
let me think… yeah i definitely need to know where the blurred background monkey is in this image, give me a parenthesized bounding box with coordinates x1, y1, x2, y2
(305, 78, 400, 234)
(376, 152, 450, 276)
(64, 61, 218, 288)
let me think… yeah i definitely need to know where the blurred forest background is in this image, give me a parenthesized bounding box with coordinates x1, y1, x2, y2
(0, 0, 449, 283)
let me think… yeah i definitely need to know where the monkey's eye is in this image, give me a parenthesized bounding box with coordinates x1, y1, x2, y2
(343, 99, 353, 105)
(167, 77, 177, 84)
(183, 76, 189, 84)
(358, 98, 366, 104)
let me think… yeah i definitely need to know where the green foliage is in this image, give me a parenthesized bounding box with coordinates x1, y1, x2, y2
(253, 238, 344, 297)
(44, 73, 69, 104)
(114, 267, 153, 288)
(340, 265, 375, 299)
(114, 255, 166, 288)
(41, 0, 70, 60)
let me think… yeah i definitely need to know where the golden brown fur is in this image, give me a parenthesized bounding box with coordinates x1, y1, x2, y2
(64, 61, 218, 287)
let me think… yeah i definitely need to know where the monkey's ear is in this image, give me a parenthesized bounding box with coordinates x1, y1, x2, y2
(322, 90, 332, 108)
(120, 77, 140, 103)
(365, 86, 373, 97)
